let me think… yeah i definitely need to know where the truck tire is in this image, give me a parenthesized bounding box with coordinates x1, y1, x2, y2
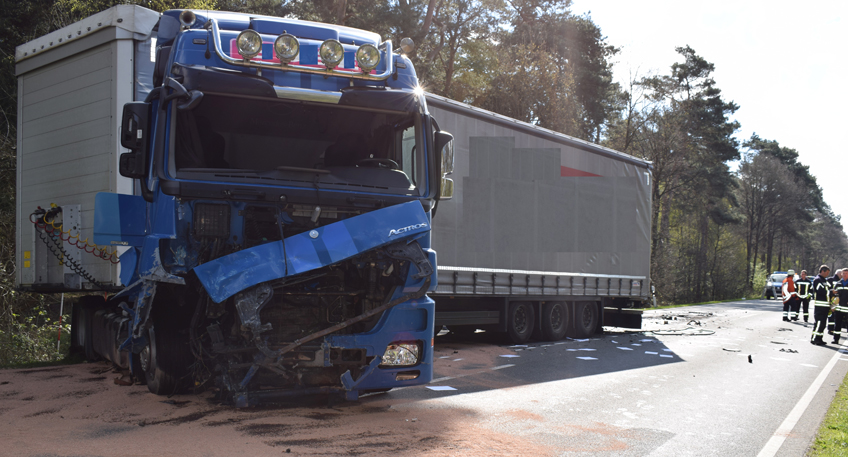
(71, 296, 103, 361)
(141, 324, 193, 395)
(541, 302, 569, 341)
(69, 301, 84, 356)
(506, 302, 535, 344)
(574, 301, 599, 338)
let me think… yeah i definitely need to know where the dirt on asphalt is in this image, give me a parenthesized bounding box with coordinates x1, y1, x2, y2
(0, 342, 555, 457)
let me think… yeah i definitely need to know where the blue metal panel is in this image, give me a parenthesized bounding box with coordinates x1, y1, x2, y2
(93, 193, 148, 247)
(193, 201, 430, 303)
(151, 191, 177, 239)
(250, 18, 339, 42)
(300, 45, 318, 65)
(119, 248, 140, 286)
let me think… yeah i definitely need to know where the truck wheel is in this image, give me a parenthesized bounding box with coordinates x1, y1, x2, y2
(69, 301, 84, 356)
(506, 302, 535, 344)
(574, 302, 599, 338)
(71, 297, 102, 361)
(541, 302, 569, 341)
(142, 324, 193, 395)
(130, 351, 147, 385)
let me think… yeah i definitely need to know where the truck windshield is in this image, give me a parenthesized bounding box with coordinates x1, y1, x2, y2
(168, 94, 423, 195)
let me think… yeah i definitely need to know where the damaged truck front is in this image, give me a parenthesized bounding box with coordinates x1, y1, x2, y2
(15, 6, 454, 405)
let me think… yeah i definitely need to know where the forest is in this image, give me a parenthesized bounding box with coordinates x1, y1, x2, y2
(2, 0, 846, 363)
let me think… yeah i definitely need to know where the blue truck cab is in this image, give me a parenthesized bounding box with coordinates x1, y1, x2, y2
(92, 9, 455, 405)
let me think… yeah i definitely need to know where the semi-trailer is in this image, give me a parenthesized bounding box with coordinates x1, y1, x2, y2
(426, 95, 652, 343)
(14, 6, 652, 405)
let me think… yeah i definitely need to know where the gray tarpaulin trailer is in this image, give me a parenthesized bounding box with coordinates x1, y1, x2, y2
(15, 6, 159, 292)
(426, 94, 653, 343)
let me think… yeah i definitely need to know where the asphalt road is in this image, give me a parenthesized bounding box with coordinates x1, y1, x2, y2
(2, 298, 846, 456)
(412, 299, 848, 456)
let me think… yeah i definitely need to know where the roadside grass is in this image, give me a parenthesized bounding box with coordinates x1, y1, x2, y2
(0, 352, 86, 370)
(809, 370, 848, 456)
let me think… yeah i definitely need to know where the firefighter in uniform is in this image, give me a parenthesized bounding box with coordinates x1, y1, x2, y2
(834, 274, 848, 345)
(827, 269, 843, 335)
(782, 269, 799, 322)
(812, 265, 832, 346)
(795, 270, 813, 322)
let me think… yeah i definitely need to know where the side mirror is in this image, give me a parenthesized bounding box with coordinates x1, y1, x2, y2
(434, 131, 455, 200)
(119, 102, 150, 179)
(440, 177, 454, 200)
(435, 131, 454, 175)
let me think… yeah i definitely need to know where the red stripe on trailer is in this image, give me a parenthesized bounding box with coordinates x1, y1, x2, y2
(561, 166, 601, 177)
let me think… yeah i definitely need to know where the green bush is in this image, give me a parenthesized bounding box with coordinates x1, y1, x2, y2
(0, 300, 71, 367)
(749, 263, 768, 299)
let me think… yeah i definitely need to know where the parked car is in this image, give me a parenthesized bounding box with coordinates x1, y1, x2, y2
(763, 272, 788, 299)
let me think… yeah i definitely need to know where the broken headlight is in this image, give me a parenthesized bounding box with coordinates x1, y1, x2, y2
(380, 341, 421, 367)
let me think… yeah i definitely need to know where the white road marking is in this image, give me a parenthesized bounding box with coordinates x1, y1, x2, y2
(757, 348, 844, 457)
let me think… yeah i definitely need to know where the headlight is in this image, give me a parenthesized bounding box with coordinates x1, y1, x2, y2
(274, 34, 299, 63)
(236, 30, 262, 59)
(355, 44, 380, 71)
(380, 341, 421, 367)
(319, 39, 345, 69)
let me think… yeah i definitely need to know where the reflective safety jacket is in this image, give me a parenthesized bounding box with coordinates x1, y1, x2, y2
(835, 279, 848, 313)
(795, 278, 812, 299)
(813, 274, 832, 307)
(782, 277, 797, 303)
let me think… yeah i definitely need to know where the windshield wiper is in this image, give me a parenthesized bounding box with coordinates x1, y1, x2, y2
(275, 166, 331, 174)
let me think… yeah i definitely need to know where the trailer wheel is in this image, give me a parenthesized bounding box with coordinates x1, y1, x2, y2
(541, 302, 569, 341)
(142, 324, 193, 395)
(70, 297, 102, 361)
(574, 301, 599, 338)
(506, 302, 535, 344)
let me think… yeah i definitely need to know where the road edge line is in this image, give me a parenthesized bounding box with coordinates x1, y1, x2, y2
(757, 345, 843, 457)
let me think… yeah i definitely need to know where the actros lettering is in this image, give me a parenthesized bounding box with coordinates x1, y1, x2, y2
(389, 223, 428, 237)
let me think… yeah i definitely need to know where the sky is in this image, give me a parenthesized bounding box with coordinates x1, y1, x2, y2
(571, 0, 848, 231)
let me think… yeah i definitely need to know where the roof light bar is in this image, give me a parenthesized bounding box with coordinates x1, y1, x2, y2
(204, 18, 394, 81)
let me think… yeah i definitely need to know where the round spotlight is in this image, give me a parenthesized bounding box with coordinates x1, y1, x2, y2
(355, 44, 380, 72)
(400, 37, 415, 54)
(319, 39, 345, 69)
(274, 34, 299, 63)
(179, 10, 196, 28)
(236, 30, 262, 59)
